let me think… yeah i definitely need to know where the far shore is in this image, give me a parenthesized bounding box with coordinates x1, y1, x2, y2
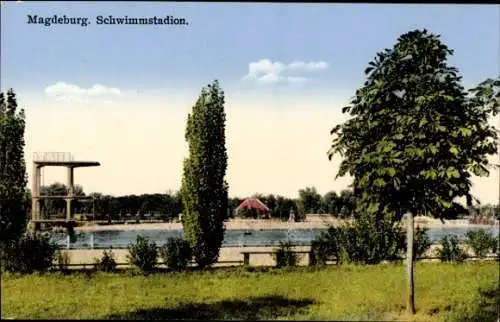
(74, 215, 499, 232)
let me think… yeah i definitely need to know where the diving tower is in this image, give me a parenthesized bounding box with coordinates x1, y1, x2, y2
(30, 152, 100, 231)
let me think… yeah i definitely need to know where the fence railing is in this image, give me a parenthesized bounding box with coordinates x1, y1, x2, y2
(33, 152, 74, 162)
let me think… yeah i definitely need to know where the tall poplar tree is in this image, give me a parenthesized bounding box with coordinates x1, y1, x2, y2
(0, 89, 28, 246)
(328, 29, 499, 314)
(181, 80, 229, 268)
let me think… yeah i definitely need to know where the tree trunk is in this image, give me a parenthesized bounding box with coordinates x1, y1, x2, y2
(406, 212, 416, 314)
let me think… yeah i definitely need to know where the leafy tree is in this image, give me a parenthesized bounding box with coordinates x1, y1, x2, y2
(40, 182, 85, 217)
(181, 80, 229, 268)
(228, 197, 243, 218)
(327, 29, 499, 314)
(321, 191, 339, 215)
(297, 187, 322, 215)
(236, 207, 259, 219)
(337, 189, 356, 219)
(272, 196, 299, 221)
(0, 89, 28, 247)
(265, 194, 277, 214)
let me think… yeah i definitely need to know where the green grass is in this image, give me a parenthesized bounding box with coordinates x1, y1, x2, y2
(1, 262, 499, 321)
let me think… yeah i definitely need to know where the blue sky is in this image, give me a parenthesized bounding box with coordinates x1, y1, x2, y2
(0, 2, 499, 201)
(2, 3, 499, 95)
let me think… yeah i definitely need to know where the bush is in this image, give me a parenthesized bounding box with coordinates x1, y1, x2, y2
(437, 235, 467, 263)
(127, 235, 158, 273)
(310, 227, 342, 266)
(159, 237, 192, 271)
(274, 240, 301, 268)
(342, 213, 406, 264)
(311, 213, 405, 265)
(465, 229, 495, 258)
(310, 217, 432, 266)
(493, 236, 499, 255)
(55, 250, 71, 272)
(399, 226, 432, 260)
(1, 232, 58, 274)
(413, 226, 432, 260)
(94, 249, 117, 272)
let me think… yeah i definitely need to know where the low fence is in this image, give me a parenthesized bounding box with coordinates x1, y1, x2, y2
(52, 245, 499, 271)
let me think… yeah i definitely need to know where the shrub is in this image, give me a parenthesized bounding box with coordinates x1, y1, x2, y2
(492, 236, 499, 255)
(127, 235, 158, 273)
(55, 250, 71, 272)
(399, 226, 432, 260)
(1, 232, 58, 274)
(312, 213, 405, 265)
(465, 229, 495, 258)
(94, 249, 117, 272)
(310, 227, 342, 266)
(159, 237, 192, 271)
(413, 226, 432, 260)
(274, 241, 301, 268)
(341, 213, 406, 264)
(437, 235, 467, 263)
(310, 216, 432, 266)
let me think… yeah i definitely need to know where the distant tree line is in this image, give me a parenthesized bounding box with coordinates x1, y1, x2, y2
(31, 183, 498, 223)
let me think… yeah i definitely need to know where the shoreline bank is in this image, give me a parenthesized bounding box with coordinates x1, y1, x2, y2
(74, 217, 499, 232)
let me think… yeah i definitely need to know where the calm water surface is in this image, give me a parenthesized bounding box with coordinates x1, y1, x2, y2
(51, 227, 499, 249)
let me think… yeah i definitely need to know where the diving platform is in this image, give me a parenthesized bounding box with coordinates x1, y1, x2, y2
(30, 152, 100, 232)
(34, 161, 100, 167)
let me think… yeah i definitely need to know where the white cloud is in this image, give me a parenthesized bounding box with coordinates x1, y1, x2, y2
(256, 73, 282, 84)
(243, 59, 329, 85)
(287, 76, 308, 84)
(288, 61, 329, 71)
(45, 82, 121, 101)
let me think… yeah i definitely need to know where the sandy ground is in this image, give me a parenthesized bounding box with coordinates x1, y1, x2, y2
(75, 215, 499, 232)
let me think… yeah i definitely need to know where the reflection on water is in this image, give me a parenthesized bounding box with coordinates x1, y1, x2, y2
(50, 227, 499, 250)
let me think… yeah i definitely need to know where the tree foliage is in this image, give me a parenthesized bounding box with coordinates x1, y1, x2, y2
(2, 231, 58, 273)
(40, 182, 85, 217)
(181, 80, 229, 268)
(296, 187, 322, 215)
(0, 89, 28, 246)
(327, 29, 499, 313)
(328, 29, 499, 220)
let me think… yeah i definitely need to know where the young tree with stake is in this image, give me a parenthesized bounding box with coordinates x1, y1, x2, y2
(328, 29, 499, 314)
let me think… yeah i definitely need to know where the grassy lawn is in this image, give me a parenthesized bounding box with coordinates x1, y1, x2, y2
(1, 262, 498, 321)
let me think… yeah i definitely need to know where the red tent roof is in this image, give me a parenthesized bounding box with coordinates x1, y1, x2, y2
(237, 198, 270, 212)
